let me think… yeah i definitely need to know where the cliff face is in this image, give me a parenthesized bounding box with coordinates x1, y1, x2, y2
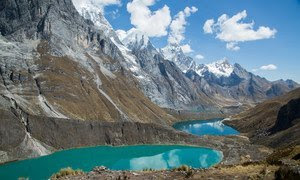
(0, 108, 270, 165)
(226, 88, 300, 148)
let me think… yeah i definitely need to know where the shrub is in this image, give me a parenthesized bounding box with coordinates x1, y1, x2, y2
(50, 167, 83, 179)
(176, 165, 190, 172)
(142, 168, 155, 171)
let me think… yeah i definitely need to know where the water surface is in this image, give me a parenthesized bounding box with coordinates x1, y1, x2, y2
(0, 145, 222, 180)
(173, 118, 239, 136)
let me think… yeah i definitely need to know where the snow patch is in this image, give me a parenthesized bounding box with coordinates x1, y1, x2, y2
(117, 28, 150, 49)
(205, 59, 234, 77)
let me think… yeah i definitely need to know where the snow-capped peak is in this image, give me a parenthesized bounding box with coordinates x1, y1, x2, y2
(160, 43, 196, 73)
(160, 43, 183, 60)
(74, 1, 104, 26)
(205, 58, 234, 77)
(116, 28, 150, 49)
(72, 0, 115, 37)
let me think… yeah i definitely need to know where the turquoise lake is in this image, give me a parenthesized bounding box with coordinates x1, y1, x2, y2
(0, 145, 223, 180)
(173, 118, 239, 136)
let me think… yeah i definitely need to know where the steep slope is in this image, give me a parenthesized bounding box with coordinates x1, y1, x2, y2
(225, 88, 300, 148)
(116, 29, 218, 111)
(0, 0, 175, 124)
(0, 0, 183, 163)
(160, 43, 197, 73)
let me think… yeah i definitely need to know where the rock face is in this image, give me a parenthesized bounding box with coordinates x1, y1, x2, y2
(270, 98, 300, 133)
(226, 88, 300, 148)
(116, 29, 217, 111)
(0, 0, 176, 124)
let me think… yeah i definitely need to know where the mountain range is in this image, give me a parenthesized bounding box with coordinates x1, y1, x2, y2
(1, 0, 300, 168)
(0, 0, 298, 124)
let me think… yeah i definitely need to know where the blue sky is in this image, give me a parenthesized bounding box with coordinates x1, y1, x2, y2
(103, 0, 300, 83)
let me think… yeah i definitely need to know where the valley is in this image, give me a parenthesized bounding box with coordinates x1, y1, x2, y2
(0, 0, 299, 179)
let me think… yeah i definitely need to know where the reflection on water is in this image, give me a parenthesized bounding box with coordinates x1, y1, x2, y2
(191, 120, 225, 132)
(112, 148, 222, 170)
(129, 150, 179, 170)
(0, 145, 223, 180)
(174, 118, 239, 136)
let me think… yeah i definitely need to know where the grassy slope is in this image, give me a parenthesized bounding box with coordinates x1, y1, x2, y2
(226, 88, 300, 148)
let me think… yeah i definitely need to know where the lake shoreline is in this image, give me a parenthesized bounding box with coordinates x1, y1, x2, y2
(0, 145, 224, 179)
(0, 115, 273, 179)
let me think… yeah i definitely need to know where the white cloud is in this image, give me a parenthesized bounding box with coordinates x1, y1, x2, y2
(260, 64, 277, 70)
(72, 0, 121, 12)
(203, 19, 214, 34)
(252, 64, 278, 72)
(195, 54, 204, 60)
(181, 44, 193, 53)
(203, 10, 277, 51)
(168, 6, 198, 44)
(226, 42, 240, 51)
(127, 0, 171, 37)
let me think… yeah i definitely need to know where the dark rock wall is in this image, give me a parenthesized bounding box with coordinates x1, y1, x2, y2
(270, 98, 300, 133)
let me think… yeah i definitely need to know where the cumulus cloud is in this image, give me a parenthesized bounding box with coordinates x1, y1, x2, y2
(72, 0, 121, 12)
(203, 10, 277, 51)
(180, 44, 193, 53)
(127, 0, 171, 37)
(168, 6, 198, 44)
(195, 54, 204, 60)
(253, 64, 277, 72)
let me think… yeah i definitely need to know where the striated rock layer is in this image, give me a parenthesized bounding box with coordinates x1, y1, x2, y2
(0, 108, 270, 165)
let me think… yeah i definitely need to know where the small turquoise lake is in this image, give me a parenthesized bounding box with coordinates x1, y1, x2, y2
(0, 145, 223, 180)
(173, 118, 239, 136)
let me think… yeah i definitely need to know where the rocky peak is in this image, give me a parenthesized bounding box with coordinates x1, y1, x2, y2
(117, 28, 150, 51)
(204, 58, 234, 78)
(73, 1, 109, 27)
(160, 43, 184, 61)
(273, 79, 299, 89)
(160, 43, 196, 73)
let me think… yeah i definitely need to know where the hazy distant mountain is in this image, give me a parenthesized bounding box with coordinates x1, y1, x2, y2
(160, 43, 299, 109)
